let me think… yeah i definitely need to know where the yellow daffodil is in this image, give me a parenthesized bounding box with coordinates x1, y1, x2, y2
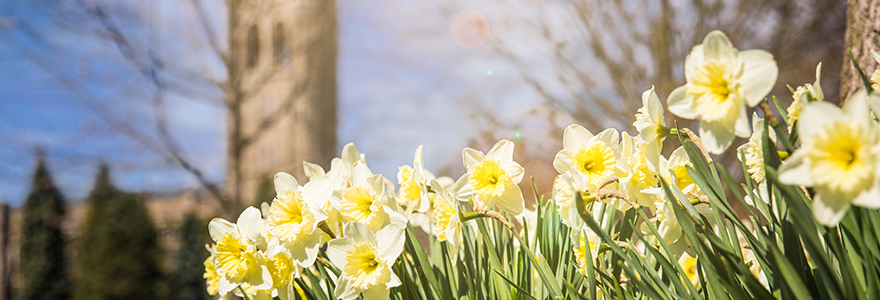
(679, 253, 701, 286)
(574, 226, 600, 276)
(779, 90, 880, 226)
(327, 220, 406, 300)
(209, 207, 273, 294)
(668, 30, 778, 154)
(204, 244, 221, 296)
(267, 172, 332, 268)
(788, 63, 824, 126)
(619, 132, 661, 209)
(554, 125, 622, 188)
(430, 180, 463, 264)
(396, 145, 433, 212)
(454, 139, 525, 215)
(334, 162, 404, 232)
(662, 146, 702, 196)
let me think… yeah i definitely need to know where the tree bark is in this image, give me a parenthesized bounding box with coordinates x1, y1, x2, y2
(840, 0, 880, 103)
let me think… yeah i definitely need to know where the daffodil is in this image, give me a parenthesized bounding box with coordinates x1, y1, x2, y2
(327, 221, 405, 300)
(204, 244, 221, 296)
(303, 142, 367, 239)
(267, 172, 332, 268)
(737, 112, 776, 185)
(679, 253, 701, 286)
(779, 90, 880, 226)
(662, 146, 702, 196)
(552, 174, 579, 227)
(788, 63, 825, 126)
(554, 125, 622, 188)
(667, 30, 778, 154)
(619, 132, 661, 209)
(574, 226, 600, 276)
(454, 139, 525, 215)
(430, 180, 463, 264)
(396, 145, 432, 212)
(334, 161, 404, 232)
(634, 86, 667, 155)
(209, 207, 273, 294)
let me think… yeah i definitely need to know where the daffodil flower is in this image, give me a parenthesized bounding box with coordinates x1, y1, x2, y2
(334, 161, 404, 232)
(634, 86, 667, 155)
(209, 207, 273, 294)
(574, 226, 600, 276)
(327, 220, 405, 300)
(552, 173, 581, 228)
(454, 139, 525, 215)
(554, 125, 622, 188)
(779, 90, 880, 226)
(668, 30, 778, 154)
(204, 244, 221, 296)
(619, 132, 661, 209)
(661, 146, 702, 196)
(397, 145, 432, 212)
(267, 172, 332, 269)
(430, 180, 463, 264)
(737, 112, 776, 185)
(788, 63, 824, 125)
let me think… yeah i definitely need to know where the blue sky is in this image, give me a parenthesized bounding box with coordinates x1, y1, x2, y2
(0, 0, 574, 206)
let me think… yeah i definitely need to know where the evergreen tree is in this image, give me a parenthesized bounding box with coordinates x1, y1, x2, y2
(73, 165, 168, 300)
(20, 157, 71, 300)
(171, 213, 207, 300)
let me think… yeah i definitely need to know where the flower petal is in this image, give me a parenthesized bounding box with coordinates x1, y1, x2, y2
(734, 104, 751, 138)
(304, 176, 332, 208)
(462, 148, 486, 172)
(812, 191, 851, 227)
(362, 282, 391, 300)
(494, 182, 524, 215)
(798, 101, 842, 140)
(303, 162, 326, 180)
(698, 120, 735, 154)
(351, 161, 373, 187)
(486, 139, 515, 163)
(208, 218, 236, 242)
(701, 30, 736, 64)
(341, 142, 361, 166)
(563, 124, 593, 151)
(274, 172, 298, 196)
(738, 49, 778, 107)
(852, 184, 880, 209)
(505, 161, 525, 184)
(376, 221, 405, 262)
(667, 86, 696, 119)
(326, 236, 354, 269)
(237, 207, 264, 242)
(643, 86, 665, 125)
(777, 150, 813, 186)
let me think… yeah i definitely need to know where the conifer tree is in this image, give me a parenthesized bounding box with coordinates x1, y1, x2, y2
(171, 213, 207, 300)
(20, 156, 71, 300)
(73, 165, 167, 300)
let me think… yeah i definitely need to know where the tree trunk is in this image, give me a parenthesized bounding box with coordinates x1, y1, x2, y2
(840, 0, 880, 103)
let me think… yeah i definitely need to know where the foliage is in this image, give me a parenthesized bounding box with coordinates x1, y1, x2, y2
(202, 31, 880, 300)
(73, 165, 168, 300)
(20, 158, 71, 300)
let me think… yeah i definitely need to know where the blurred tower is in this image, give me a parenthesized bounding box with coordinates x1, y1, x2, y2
(226, 0, 338, 206)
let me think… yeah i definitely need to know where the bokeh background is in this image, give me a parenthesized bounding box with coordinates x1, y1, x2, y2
(0, 0, 858, 299)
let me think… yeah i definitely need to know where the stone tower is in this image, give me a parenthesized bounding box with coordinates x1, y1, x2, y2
(226, 0, 338, 209)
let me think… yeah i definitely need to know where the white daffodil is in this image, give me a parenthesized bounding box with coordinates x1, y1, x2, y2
(267, 172, 332, 268)
(397, 145, 432, 212)
(662, 146, 702, 196)
(788, 63, 825, 126)
(430, 180, 463, 264)
(634, 86, 667, 155)
(552, 174, 579, 227)
(779, 90, 880, 226)
(619, 133, 661, 209)
(334, 161, 404, 232)
(209, 207, 273, 294)
(303, 142, 368, 239)
(737, 112, 776, 185)
(554, 125, 622, 188)
(667, 30, 778, 154)
(871, 50, 880, 91)
(679, 253, 701, 286)
(454, 139, 525, 215)
(327, 221, 405, 300)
